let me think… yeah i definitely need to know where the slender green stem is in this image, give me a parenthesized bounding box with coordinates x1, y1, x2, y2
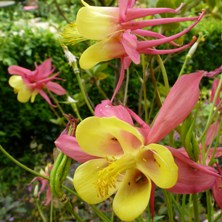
(70, 102, 83, 121)
(47, 89, 66, 116)
(0, 145, 49, 180)
(74, 68, 94, 115)
(163, 190, 174, 222)
(178, 36, 202, 78)
(156, 55, 170, 92)
(192, 194, 199, 222)
(142, 55, 149, 122)
(90, 205, 111, 222)
(63, 45, 94, 115)
(35, 198, 48, 222)
(123, 68, 129, 106)
(66, 201, 84, 222)
(96, 80, 109, 99)
(181, 195, 186, 222)
(149, 63, 162, 108)
(50, 196, 53, 222)
(206, 190, 213, 222)
(62, 185, 78, 196)
(178, 56, 189, 78)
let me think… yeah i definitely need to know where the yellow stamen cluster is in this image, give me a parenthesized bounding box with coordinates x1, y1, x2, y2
(61, 22, 86, 45)
(96, 154, 136, 197)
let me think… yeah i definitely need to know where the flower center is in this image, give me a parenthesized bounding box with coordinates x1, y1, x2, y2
(96, 154, 136, 198)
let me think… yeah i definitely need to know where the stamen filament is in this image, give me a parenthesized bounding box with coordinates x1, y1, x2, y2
(96, 154, 136, 197)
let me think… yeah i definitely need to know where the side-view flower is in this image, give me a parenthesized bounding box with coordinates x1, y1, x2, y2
(62, 0, 205, 99)
(8, 58, 66, 105)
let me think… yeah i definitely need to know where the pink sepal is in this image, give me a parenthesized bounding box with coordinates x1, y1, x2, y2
(147, 71, 204, 143)
(46, 82, 66, 95)
(168, 147, 219, 194)
(94, 100, 134, 125)
(206, 120, 221, 146)
(8, 65, 32, 77)
(121, 31, 140, 64)
(205, 65, 222, 78)
(55, 134, 96, 163)
(118, 0, 135, 22)
(212, 165, 222, 208)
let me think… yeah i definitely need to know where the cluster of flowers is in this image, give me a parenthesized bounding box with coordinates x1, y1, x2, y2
(8, 0, 222, 221)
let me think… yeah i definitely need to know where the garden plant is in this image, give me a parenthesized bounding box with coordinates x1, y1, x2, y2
(0, 0, 222, 221)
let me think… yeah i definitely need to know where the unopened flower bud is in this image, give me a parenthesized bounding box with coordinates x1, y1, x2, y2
(186, 35, 205, 59)
(33, 184, 39, 198)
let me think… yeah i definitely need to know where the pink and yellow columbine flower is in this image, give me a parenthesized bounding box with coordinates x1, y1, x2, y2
(63, 0, 204, 69)
(73, 117, 178, 221)
(56, 71, 209, 220)
(62, 0, 204, 99)
(8, 58, 66, 106)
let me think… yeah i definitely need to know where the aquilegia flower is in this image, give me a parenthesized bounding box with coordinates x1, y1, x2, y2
(8, 58, 66, 106)
(63, 0, 204, 69)
(73, 117, 178, 221)
(55, 71, 208, 220)
(62, 0, 204, 99)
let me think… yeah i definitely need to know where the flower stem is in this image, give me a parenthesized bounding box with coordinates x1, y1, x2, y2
(47, 88, 66, 117)
(70, 102, 83, 121)
(141, 55, 149, 122)
(50, 196, 53, 222)
(74, 68, 94, 115)
(66, 200, 84, 222)
(123, 68, 129, 106)
(156, 55, 170, 92)
(206, 190, 213, 222)
(178, 56, 189, 78)
(35, 198, 48, 222)
(163, 190, 174, 222)
(90, 205, 111, 222)
(192, 194, 199, 222)
(0, 145, 48, 180)
(62, 45, 94, 115)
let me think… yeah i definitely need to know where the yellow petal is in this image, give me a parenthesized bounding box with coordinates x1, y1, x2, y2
(76, 6, 119, 40)
(61, 22, 86, 45)
(113, 169, 151, 221)
(73, 158, 120, 204)
(79, 39, 125, 70)
(17, 85, 32, 103)
(30, 89, 38, 103)
(9, 75, 24, 90)
(9, 76, 32, 103)
(137, 143, 178, 188)
(76, 117, 144, 157)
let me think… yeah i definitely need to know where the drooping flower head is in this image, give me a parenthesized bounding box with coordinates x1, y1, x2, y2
(62, 0, 205, 99)
(8, 58, 66, 106)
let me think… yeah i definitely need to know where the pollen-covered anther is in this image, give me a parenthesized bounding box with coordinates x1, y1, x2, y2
(96, 154, 136, 198)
